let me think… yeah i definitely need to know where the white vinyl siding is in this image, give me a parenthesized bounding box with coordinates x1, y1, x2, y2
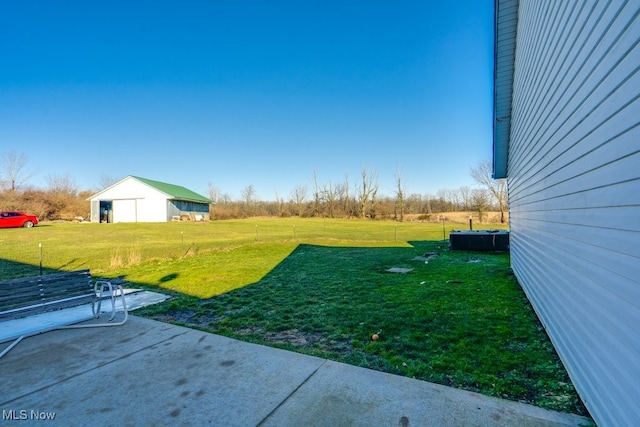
(506, 1, 640, 425)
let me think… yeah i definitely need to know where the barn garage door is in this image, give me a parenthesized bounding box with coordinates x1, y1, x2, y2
(113, 199, 137, 223)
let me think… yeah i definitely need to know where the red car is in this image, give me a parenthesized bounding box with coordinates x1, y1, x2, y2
(0, 211, 39, 228)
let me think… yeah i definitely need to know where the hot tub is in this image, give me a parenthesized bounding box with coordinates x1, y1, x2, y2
(449, 230, 510, 251)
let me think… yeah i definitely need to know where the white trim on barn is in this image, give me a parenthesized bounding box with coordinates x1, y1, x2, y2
(495, 1, 640, 425)
(87, 176, 211, 223)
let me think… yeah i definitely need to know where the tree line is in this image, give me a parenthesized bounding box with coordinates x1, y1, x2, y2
(1, 150, 507, 223)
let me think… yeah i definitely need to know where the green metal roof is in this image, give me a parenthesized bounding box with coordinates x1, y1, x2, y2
(131, 176, 212, 204)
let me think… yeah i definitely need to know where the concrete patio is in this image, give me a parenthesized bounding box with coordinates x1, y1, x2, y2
(0, 311, 594, 426)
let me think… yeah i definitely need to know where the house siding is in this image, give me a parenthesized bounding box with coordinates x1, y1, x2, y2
(507, 1, 640, 425)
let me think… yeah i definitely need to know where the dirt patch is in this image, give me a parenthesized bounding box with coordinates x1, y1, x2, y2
(152, 310, 198, 324)
(267, 329, 323, 346)
(237, 327, 353, 354)
(412, 252, 440, 262)
(236, 325, 264, 335)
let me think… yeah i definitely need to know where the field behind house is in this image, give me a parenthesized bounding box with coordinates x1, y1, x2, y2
(0, 217, 588, 416)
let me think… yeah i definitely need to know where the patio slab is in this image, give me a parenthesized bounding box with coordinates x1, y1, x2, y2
(0, 316, 594, 427)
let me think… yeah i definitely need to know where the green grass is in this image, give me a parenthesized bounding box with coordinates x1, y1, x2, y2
(1, 218, 476, 296)
(0, 219, 588, 416)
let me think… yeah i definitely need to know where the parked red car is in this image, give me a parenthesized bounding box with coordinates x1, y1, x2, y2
(0, 211, 39, 228)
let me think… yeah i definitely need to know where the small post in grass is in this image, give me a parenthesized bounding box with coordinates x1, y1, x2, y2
(469, 215, 473, 231)
(39, 242, 43, 275)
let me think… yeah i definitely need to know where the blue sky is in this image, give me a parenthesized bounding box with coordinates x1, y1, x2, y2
(1, 1, 494, 200)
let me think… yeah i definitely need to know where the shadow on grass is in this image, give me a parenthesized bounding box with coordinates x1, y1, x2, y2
(0, 258, 64, 279)
(132, 240, 587, 416)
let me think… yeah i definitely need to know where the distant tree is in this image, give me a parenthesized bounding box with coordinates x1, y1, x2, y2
(20, 189, 49, 219)
(393, 168, 406, 221)
(449, 189, 461, 210)
(241, 184, 255, 204)
(470, 188, 491, 222)
(470, 160, 508, 223)
(311, 170, 322, 217)
(356, 166, 379, 218)
(424, 194, 433, 215)
(45, 173, 83, 220)
(219, 192, 232, 204)
(98, 175, 119, 189)
(1, 150, 38, 191)
(207, 182, 220, 204)
(342, 174, 351, 217)
(273, 189, 285, 217)
(334, 182, 347, 217)
(241, 184, 257, 216)
(405, 193, 423, 214)
(436, 188, 461, 211)
(289, 185, 307, 217)
(322, 180, 338, 218)
(47, 173, 78, 195)
(459, 186, 472, 211)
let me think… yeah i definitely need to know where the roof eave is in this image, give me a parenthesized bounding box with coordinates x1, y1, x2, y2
(493, 0, 518, 179)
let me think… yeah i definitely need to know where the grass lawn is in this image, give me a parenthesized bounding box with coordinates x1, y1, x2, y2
(0, 218, 587, 416)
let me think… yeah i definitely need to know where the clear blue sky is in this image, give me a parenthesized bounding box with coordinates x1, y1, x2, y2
(1, 1, 494, 201)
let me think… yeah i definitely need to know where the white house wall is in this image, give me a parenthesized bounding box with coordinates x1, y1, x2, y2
(507, 1, 640, 425)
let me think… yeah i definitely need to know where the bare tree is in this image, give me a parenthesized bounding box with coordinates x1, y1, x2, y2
(459, 186, 472, 211)
(470, 160, 508, 223)
(406, 193, 423, 214)
(47, 173, 78, 195)
(322, 180, 338, 218)
(334, 182, 346, 217)
(311, 170, 322, 217)
(98, 175, 119, 189)
(470, 188, 491, 222)
(342, 173, 351, 217)
(241, 184, 257, 216)
(356, 166, 379, 218)
(274, 189, 285, 217)
(207, 182, 220, 204)
(289, 185, 307, 217)
(423, 194, 433, 215)
(1, 150, 38, 191)
(241, 185, 256, 204)
(435, 188, 451, 211)
(394, 168, 406, 221)
(219, 192, 232, 204)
